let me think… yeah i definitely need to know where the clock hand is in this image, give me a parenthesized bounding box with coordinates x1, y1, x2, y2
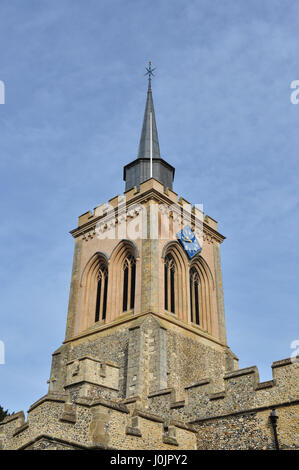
(181, 234, 193, 243)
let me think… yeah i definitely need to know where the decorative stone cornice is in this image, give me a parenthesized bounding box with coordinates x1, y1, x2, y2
(70, 186, 225, 245)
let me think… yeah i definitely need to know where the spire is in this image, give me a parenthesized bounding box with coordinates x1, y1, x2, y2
(123, 62, 175, 191)
(137, 70, 161, 159)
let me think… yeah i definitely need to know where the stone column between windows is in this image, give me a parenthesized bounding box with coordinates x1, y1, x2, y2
(141, 201, 159, 314)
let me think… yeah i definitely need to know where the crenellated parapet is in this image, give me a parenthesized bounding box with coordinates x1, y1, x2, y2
(71, 179, 224, 246)
(65, 357, 119, 390)
(146, 358, 299, 423)
(0, 392, 197, 450)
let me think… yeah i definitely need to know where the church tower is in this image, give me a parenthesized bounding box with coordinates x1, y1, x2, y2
(60, 67, 238, 408)
(2, 67, 297, 450)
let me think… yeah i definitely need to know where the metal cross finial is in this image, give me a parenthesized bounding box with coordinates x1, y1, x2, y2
(145, 61, 156, 82)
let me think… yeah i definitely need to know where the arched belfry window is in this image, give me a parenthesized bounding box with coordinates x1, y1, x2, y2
(108, 240, 138, 321)
(95, 264, 108, 322)
(122, 254, 136, 312)
(79, 252, 109, 333)
(164, 254, 176, 313)
(190, 267, 200, 325)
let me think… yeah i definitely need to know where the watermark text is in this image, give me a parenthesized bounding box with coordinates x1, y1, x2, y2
(0, 80, 5, 104)
(0, 340, 5, 364)
(93, 196, 203, 243)
(290, 80, 299, 104)
(290, 340, 299, 363)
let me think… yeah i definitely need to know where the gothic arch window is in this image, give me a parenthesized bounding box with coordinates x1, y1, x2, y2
(164, 254, 176, 313)
(162, 242, 189, 319)
(79, 252, 109, 332)
(189, 256, 216, 334)
(122, 254, 136, 312)
(108, 240, 139, 321)
(95, 263, 108, 322)
(161, 243, 216, 334)
(190, 267, 200, 325)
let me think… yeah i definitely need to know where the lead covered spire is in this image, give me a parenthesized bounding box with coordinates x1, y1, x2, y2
(123, 62, 175, 191)
(137, 62, 161, 159)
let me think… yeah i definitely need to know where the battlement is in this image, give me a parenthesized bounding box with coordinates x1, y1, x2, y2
(65, 356, 119, 391)
(147, 358, 299, 423)
(0, 393, 197, 450)
(74, 178, 221, 239)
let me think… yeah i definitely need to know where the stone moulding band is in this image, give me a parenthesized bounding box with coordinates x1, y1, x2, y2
(63, 310, 229, 349)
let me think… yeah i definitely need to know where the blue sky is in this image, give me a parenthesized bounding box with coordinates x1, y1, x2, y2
(0, 0, 298, 414)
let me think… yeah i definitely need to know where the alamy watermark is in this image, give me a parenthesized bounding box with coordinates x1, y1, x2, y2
(92, 195, 204, 244)
(290, 340, 299, 364)
(0, 80, 5, 104)
(0, 340, 5, 364)
(290, 80, 299, 104)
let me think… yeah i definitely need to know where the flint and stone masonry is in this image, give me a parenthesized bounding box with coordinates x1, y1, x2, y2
(1, 80, 298, 450)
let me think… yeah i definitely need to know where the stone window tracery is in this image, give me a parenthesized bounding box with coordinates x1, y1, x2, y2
(122, 254, 136, 312)
(95, 263, 108, 322)
(190, 267, 200, 325)
(164, 254, 176, 314)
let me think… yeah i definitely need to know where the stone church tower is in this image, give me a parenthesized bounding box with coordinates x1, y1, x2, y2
(1, 74, 298, 450)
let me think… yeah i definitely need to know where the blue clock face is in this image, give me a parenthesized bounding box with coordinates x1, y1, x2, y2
(176, 225, 202, 259)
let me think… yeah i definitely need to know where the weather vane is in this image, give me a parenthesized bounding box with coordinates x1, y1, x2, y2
(145, 61, 156, 82)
